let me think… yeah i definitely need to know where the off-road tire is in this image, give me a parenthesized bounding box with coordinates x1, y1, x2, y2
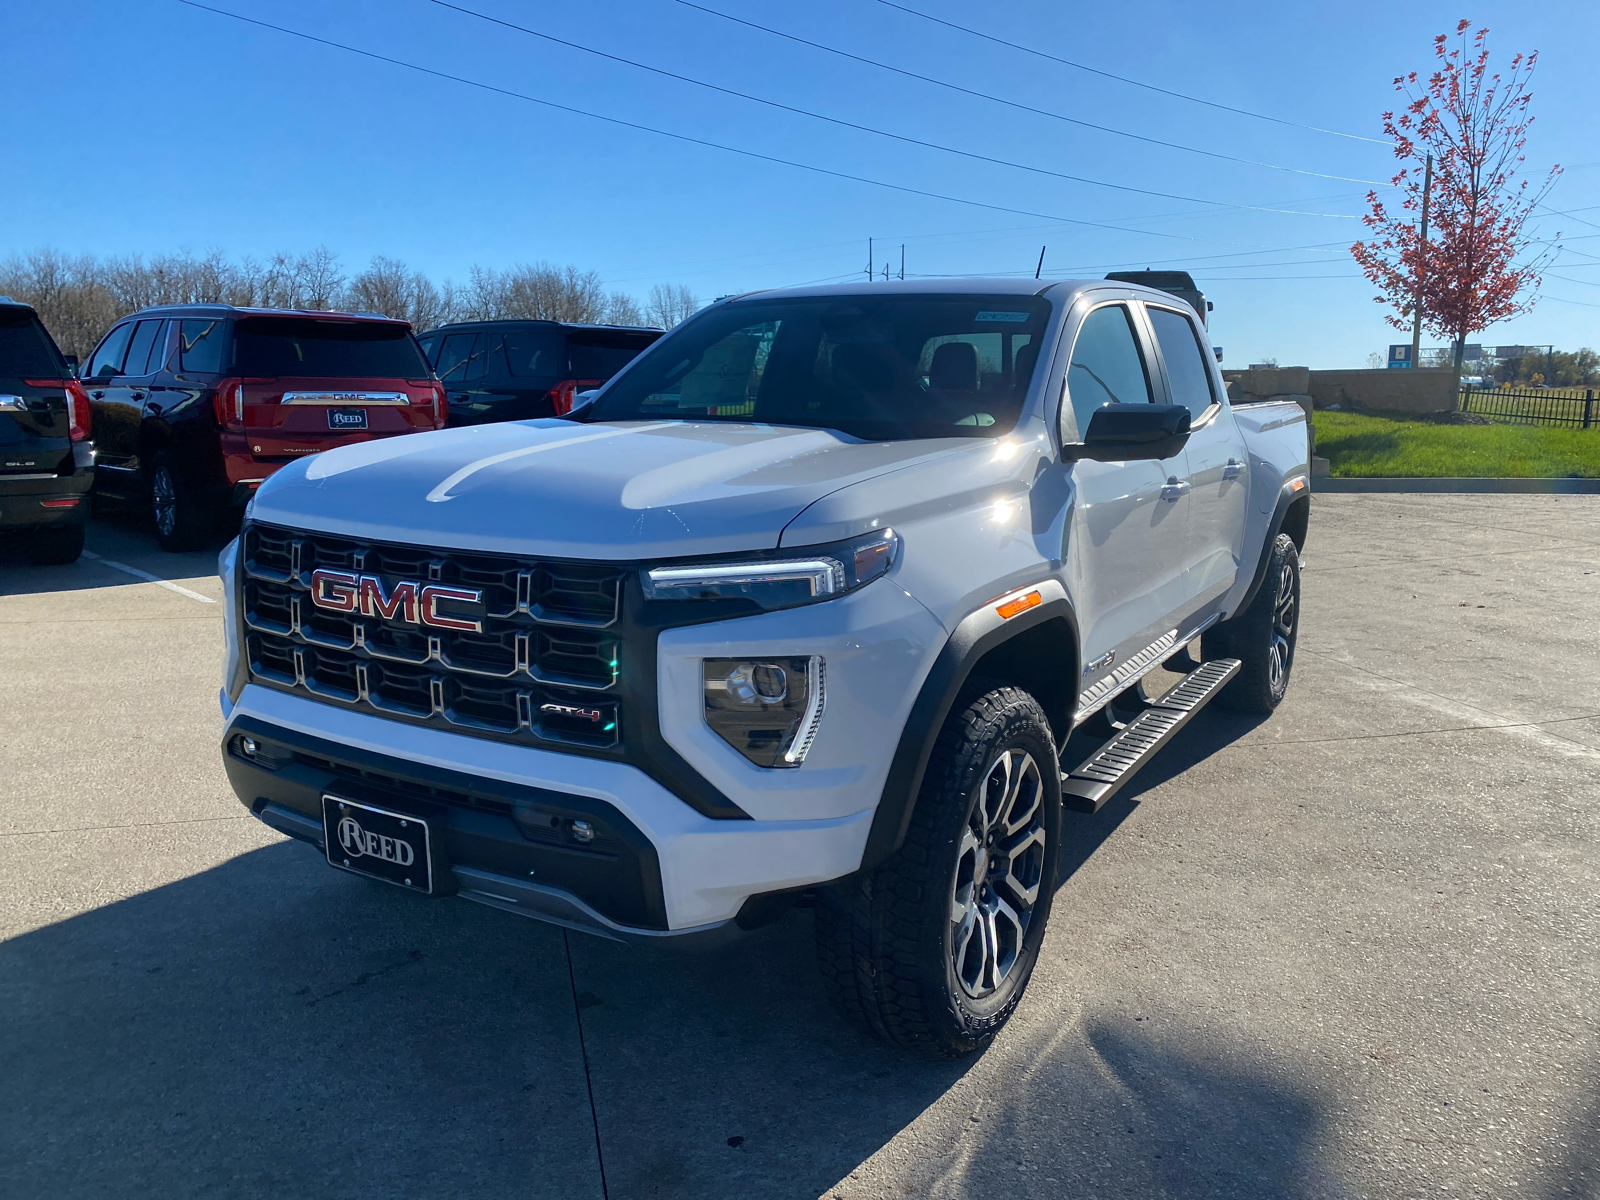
(815, 684, 1062, 1058)
(149, 451, 212, 553)
(27, 524, 85, 565)
(1205, 531, 1300, 714)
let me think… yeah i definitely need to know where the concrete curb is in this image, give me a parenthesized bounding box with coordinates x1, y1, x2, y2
(1313, 476, 1600, 494)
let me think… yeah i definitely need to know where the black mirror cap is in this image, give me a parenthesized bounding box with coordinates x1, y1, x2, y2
(1062, 403, 1192, 462)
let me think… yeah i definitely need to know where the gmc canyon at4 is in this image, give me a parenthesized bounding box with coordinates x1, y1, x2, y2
(219, 278, 1309, 1057)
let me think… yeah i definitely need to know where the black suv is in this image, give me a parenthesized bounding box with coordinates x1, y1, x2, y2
(415, 320, 662, 425)
(82, 306, 445, 551)
(0, 298, 94, 564)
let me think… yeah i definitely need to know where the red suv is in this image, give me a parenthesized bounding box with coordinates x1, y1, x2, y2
(83, 307, 445, 550)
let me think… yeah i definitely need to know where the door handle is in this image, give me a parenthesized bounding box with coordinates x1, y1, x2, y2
(130, 390, 147, 401)
(1223, 458, 1244, 479)
(1161, 478, 1192, 502)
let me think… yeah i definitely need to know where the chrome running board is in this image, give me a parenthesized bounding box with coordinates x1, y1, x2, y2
(1061, 658, 1240, 813)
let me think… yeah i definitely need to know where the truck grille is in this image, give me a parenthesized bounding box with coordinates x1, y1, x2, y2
(241, 523, 627, 750)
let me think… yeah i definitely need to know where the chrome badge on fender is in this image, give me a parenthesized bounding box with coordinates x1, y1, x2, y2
(310, 569, 484, 633)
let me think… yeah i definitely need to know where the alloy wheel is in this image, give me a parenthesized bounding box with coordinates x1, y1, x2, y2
(1268, 560, 1297, 691)
(949, 748, 1048, 998)
(152, 467, 177, 538)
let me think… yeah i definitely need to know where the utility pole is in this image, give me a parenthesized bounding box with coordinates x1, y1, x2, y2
(899, 244, 905, 281)
(1410, 152, 1433, 369)
(1035, 245, 1047, 280)
(867, 237, 873, 281)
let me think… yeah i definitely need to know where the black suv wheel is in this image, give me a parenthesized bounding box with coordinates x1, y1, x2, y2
(149, 451, 212, 552)
(815, 684, 1062, 1058)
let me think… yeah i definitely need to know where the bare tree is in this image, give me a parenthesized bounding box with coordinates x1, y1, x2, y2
(604, 291, 644, 326)
(646, 282, 698, 328)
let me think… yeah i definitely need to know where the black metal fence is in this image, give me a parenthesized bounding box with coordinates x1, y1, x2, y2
(1460, 387, 1598, 428)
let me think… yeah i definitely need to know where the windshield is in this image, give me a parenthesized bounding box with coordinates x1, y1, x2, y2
(231, 317, 429, 378)
(583, 294, 1051, 440)
(0, 307, 68, 379)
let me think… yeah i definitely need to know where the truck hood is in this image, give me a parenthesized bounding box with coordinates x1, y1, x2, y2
(249, 419, 970, 559)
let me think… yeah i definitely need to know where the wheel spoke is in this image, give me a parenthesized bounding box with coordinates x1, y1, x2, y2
(999, 825, 1047, 908)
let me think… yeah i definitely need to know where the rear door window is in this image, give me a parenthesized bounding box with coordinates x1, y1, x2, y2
(1063, 304, 1152, 440)
(231, 318, 430, 378)
(0, 307, 68, 378)
(1146, 306, 1217, 420)
(180, 319, 229, 374)
(87, 323, 135, 381)
(122, 320, 163, 378)
(567, 330, 660, 380)
(436, 332, 489, 384)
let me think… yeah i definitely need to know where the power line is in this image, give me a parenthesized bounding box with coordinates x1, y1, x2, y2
(177, 1, 1245, 245)
(429, 0, 1360, 218)
(873, 0, 1389, 145)
(667, 0, 1385, 186)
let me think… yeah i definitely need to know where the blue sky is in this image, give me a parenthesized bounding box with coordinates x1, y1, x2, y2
(4, 0, 1596, 366)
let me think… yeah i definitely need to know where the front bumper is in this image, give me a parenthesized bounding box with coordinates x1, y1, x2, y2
(0, 452, 93, 530)
(222, 683, 875, 935)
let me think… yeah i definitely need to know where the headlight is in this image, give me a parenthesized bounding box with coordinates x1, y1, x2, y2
(704, 655, 826, 768)
(644, 528, 899, 611)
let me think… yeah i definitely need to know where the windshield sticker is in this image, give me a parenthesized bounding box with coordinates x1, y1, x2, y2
(974, 311, 1031, 323)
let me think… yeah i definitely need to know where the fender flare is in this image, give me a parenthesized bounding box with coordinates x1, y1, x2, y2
(1236, 478, 1310, 614)
(860, 585, 1080, 869)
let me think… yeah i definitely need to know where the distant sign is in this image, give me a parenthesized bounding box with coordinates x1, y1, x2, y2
(1461, 344, 1483, 361)
(1388, 344, 1412, 368)
(1494, 345, 1539, 358)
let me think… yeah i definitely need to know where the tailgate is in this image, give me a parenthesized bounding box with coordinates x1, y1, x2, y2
(241, 378, 439, 457)
(0, 380, 72, 475)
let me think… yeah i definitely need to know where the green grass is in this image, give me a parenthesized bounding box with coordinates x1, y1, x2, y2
(1314, 411, 1600, 478)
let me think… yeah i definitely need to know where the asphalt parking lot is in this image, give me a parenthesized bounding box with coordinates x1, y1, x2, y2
(2, 494, 1597, 1200)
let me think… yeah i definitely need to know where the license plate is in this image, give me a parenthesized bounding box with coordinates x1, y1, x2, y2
(327, 407, 368, 430)
(323, 796, 432, 893)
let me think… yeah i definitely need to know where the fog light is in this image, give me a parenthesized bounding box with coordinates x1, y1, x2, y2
(241, 737, 258, 759)
(703, 656, 826, 768)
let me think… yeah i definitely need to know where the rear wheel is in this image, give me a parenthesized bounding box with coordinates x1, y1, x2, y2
(27, 524, 84, 565)
(149, 452, 211, 552)
(815, 685, 1062, 1058)
(1205, 531, 1300, 714)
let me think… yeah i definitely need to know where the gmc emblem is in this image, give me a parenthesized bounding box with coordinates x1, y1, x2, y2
(310, 569, 483, 633)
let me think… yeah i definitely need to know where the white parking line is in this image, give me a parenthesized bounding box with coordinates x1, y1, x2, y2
(82, 550, 216, 604)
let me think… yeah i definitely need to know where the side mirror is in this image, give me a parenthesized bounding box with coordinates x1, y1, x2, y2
(568, 389, 599, 416)
(1062, 403, 1191, 462)
(63, 354, 80, 378)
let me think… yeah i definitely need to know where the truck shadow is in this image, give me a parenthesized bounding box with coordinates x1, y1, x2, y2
(2, 822, 1334, 1200)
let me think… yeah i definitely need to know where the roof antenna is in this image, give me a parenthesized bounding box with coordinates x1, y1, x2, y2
(1034, 246, 1047, 280)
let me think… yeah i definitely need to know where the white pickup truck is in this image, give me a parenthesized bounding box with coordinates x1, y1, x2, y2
(219, 278, 1310, 1057)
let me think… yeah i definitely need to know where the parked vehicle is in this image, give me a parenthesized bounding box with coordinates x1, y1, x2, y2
(83, 306, 445, 551)
(219, 279, 1310, 1057)
(415, 320, 662, 425)
(0, 297, 94, 564)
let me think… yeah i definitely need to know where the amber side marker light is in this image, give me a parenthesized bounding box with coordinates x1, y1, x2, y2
(995, 589, 1043, 620)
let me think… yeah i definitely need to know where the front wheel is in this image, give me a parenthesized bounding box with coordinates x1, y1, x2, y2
(815, 685, 1062, 1058)
(1205, 531, 1301, 714)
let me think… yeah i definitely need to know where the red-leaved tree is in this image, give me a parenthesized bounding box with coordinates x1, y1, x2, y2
(1351, 21, 1561, 381)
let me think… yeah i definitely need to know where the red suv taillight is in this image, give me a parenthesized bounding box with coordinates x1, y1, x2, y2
(433, 384, 448, 427)
(213, 377, 245, 431)
(28, 379, 92, 441)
